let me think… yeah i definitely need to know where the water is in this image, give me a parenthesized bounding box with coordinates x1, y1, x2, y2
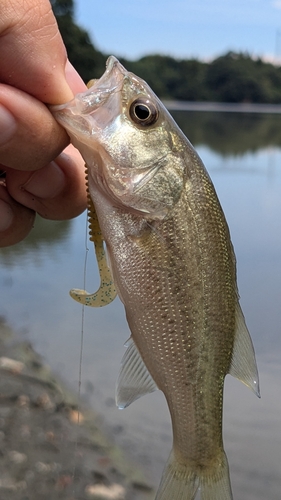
(1, 111, 281, 499)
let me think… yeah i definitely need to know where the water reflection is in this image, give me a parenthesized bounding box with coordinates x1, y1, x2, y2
(0, 112, 281, 499)
(172, 110, 281, 155)
(1, 217, 71, 266)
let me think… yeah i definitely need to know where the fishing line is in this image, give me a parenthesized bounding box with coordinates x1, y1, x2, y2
(72, 210, 89, 487)
(79, 210, 90, 397)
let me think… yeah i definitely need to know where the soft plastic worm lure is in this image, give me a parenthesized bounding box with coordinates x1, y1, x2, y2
(69, 165, 117, 307)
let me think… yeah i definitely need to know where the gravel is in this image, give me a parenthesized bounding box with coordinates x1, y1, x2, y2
(0, 318, 154, 500)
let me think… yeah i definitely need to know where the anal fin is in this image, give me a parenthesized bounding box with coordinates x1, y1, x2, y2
(229, 303, 260, 397)
(116, 337, 158, 409)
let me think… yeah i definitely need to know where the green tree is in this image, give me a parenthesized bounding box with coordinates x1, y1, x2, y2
(120, 55, 209, 101)
(50, 0, 106, 82)
(51, 0, 74, 17)
(174, 59, 209, 101)
(206, 52, 281, 103)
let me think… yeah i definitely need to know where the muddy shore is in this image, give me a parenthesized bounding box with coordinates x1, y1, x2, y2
(0, 318, 154, 500)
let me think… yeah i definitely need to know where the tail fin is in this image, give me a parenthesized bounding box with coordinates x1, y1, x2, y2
(155, 450, 233, 500)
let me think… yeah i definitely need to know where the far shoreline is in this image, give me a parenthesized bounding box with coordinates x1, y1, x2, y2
(164, 100, 281, 114)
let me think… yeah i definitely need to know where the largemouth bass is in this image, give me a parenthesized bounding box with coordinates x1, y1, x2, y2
(52, 56, 260, 500)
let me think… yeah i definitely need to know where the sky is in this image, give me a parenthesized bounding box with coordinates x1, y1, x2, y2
(74, 0, 281, 63)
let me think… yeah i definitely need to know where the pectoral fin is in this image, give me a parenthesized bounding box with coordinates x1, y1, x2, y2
(229, 303, 260, 397)
(116, 337, 158, 409)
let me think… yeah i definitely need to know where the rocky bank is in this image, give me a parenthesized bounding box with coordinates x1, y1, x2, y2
(0, 318, 154, 500)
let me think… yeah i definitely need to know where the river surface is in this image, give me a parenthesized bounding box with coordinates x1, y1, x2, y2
(1, 111, 281, 499)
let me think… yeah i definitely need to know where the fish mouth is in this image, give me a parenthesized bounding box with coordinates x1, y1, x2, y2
(51, 56, 127, 139)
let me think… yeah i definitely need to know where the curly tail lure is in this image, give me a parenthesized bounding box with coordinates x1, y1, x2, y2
(69, 165, 117, 307)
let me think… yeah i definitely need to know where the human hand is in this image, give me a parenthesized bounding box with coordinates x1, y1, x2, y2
(0, 0, 88, 247)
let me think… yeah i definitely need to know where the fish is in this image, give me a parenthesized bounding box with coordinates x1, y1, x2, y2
(51, 56, 260, 500)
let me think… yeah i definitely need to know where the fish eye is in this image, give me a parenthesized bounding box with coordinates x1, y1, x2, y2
(129, 99, 158, 126)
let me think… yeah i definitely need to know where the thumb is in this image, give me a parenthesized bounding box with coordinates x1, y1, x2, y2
(0, 0, 75, 104)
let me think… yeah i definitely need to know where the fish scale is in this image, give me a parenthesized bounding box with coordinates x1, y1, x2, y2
(52, 55, 260, 500)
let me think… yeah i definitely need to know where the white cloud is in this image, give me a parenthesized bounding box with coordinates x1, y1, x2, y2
(272, 0, 281, 9)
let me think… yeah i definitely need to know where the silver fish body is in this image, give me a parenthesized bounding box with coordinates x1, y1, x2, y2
(52, 57, 260, 500)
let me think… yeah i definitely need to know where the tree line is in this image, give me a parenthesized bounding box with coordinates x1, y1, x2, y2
(51, 0, 281, 104)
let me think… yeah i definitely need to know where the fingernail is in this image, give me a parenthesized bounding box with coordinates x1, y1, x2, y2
(65, 60, 87, 94)
(0, 199, 14, 231)
(0, 104, 17, 145)
(22, 161, 65, 198)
